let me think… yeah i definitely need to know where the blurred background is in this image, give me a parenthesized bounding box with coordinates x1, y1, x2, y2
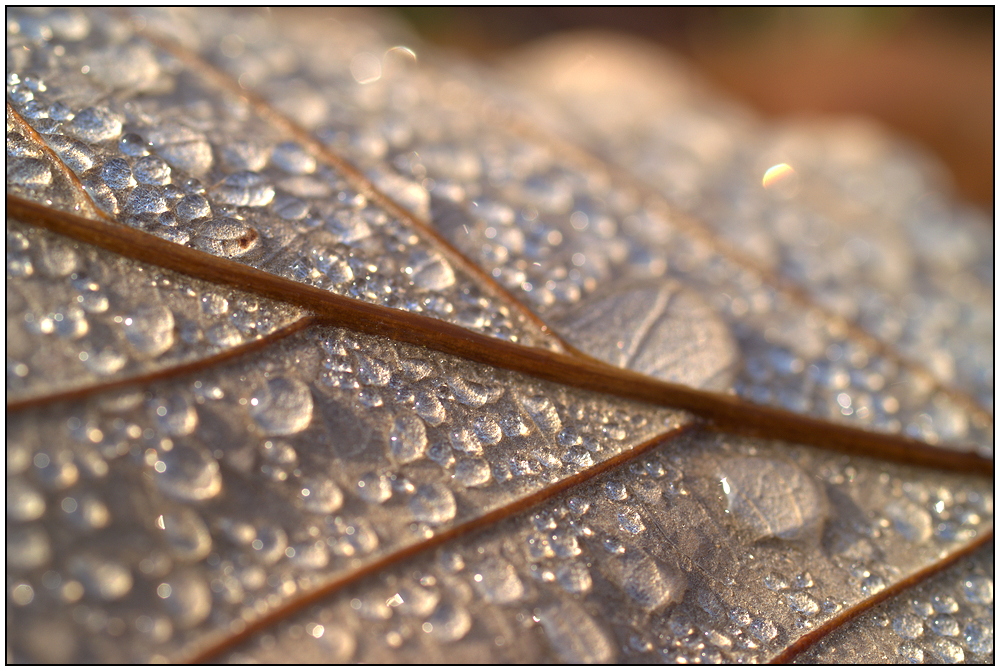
(391, 7, 993, 208)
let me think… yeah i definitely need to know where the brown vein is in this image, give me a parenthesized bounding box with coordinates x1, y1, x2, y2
(770, 529, 995, 664)
(191, 422, 698, 663)
(122, 14, 569, 355)
(8, 194, 991, 476)
(5, 316, 314, 411)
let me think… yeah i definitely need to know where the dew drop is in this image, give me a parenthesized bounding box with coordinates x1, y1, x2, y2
(123, 305, 175, 357)
(409, 483, 457, 525)
(250, 377, 314, 435)
(449, 427, 482, 455)
(963, 619, 993, 656)
(521, 395, 561, 433)
(149, 393, 198, 436)
(7, 479, 46, 521)
(787, 591, 821, 616)
(7, 157, 52, 186)
(252, 524, 289, 565)
(718, 457, 827, 541)
(7, 524, 52, 570)
(538, 601, 614, 664)
(425, 602, 471, 642)
(883, 499, 933, 542)
(620, 554, 686, 611)
(133, 154, 172, 185)
(298, 477, 343, 514)
(153, 442, 222, 502)
(151, 507, 211, 564)
(454, 458, 492, 487)
(356, 472, 392, 503)
(213, 171, 275, 207)
(931, 638, 964, 663)
(962, 576, 992, 605)
(69, 554, 132, 600)
(555, 561, 593, 595)
(414, 390, 446, 426)
(473, 556, 524, 604)
(66, 106, 121, 143)
(159, 570, 212, 628)
(271, 141, 316, 175)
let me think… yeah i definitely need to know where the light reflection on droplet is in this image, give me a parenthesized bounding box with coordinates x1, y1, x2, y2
(350, 52, 382, 84)
(762, 162, 799, 197)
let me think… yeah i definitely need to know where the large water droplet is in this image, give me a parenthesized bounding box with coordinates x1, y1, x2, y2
(213, 171, 275, 207)
(69, 554, 132, 600)
(538, 601, 615, 663)
(522, 395, 562, 433)
(149, 393, 198, 436)
(153, 442, 222, 502)
(414, 390, 446, 426)
(620, 554, 685, 611)
(454, 458, 492, 488)
(409, 483, 456, 525)
(7, 524, 51, 570)
(158, 570, 212, 628)
(555, 561, 593, 595)
(883, 499, 933, 542)
(250, 377, 313, 435)
(7, 479, 46, 521)
(473, 556, 524, 604)
(963, 576, 992, 605)
(123, 305, 175, 357)
(298, 477, 343, 514)
(718, 457, 828, 542)
(388, 414, 427, 464)
(425, 601, 471, 642)
(964, 619, 993, 656)
(159, 507, 213, 562)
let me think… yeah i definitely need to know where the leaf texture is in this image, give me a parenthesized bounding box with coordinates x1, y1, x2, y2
(5, 7, 993, 664)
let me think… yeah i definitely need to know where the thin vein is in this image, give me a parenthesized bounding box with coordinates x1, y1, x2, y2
(769, 529, 995, 664)
(7, 195, 991, 476)
(5, 316, 314, 411)
(122, 15, 570, 354)
(190, 422, 698, 663)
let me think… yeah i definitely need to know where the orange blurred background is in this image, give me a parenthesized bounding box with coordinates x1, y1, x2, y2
(393, 7, 993, 208)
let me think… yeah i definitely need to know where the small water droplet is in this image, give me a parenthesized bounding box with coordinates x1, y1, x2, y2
(160, 507, 212, 562)
(123, 305, 175, 356)
(425, 602, 471, 642)
(409, 483, 456, 525)
(454, 458, 491, 487)
(298, 477, 343, 514)
(473, 556, 524, 604)
(159, 570, 212, 628)
(153, 442, 222, 502)
(69, 554, 132, 600)
(250, 377, 313, 435)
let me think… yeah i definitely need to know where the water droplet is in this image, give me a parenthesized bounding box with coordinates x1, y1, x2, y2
(149, 393, 198, 436)
(159, 570, 212, 628)
(963, 619, 993, 656)
(123, 305, 175, 356)
(271, 141, 316, 175)
(890, 612, 923, 639)
(7, 479, 46, 521)
(133, 154, 172, 185)
(250, 377, 313, 435)
(409, 249, 455, 291)
(449, 427, 482, 455)
(883, 499, 933, 542)
(620, 554, 685, 611)
(454, 458, 491, 487)
(787, 591, 820, 616)
(605, 480, 628, 501)
(66, 106, 121, 143)
(522, 395, 561, 433)
(930, 613, 960, 637)
(896, 640, 924, 663)
(538, 601, 615, 663)
(931, 593, 959, 613)
(145, 123, 212, 175)
(298, 477, 343, 514)
(555, 561, 592, 595)
(718, 457, 827, 541)
(425, 601, 471, 642)
(394, 583, 440, 617)
(473, 556, 524, 604)
(252, 524, 289, 565)
(749, 618, 778, 644)
(414, 390, 446, 425)
(125, 184, 168, 214)
(153, 442, 222, 502)
(33, 451, 79, 490)
(213, 171, 274, 207)
(290, 540, 330, 569)
(69, 554, 132, 600)
(220, 140, 269, 172)
(618, 508, 645, 534)
(861, 574, 886, 596)
(7, 524, 51, 569)
(7, 157, 52, 186)
(962, 576, 992, 605)
(159, 507, 212, 562)
(356, 472, 392, 503)
(410, 483, 456, 525)
(931, 638, 964, 663)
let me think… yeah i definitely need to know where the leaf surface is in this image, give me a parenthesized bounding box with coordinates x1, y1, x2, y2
(5, 7, 993, 664)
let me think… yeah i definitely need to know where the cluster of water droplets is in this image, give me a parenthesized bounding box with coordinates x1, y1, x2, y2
(796, 544, 993, 664)
(219, 429, 991, 664)
(5, 7, 555, 350)
(157, 7, 993, 453)
(6, 215, 304, 401)
(6, 323, 679, 662)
